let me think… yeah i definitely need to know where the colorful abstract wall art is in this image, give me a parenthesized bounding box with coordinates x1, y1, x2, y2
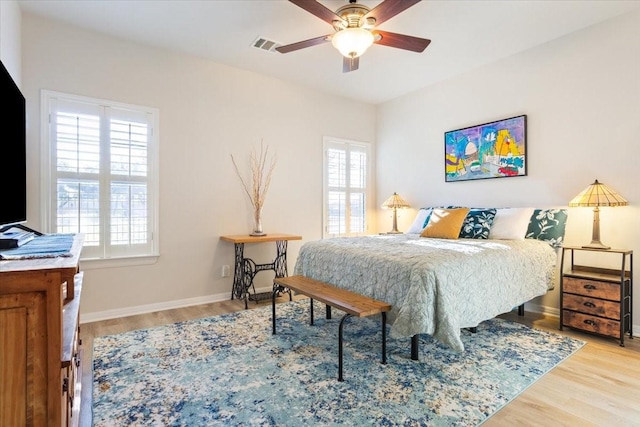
(444, 115, 527, 182)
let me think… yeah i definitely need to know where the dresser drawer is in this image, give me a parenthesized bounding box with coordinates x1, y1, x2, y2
(562, 294, 620, 319)
(563, 277, 620, 300)
(562, 310, 621, 338)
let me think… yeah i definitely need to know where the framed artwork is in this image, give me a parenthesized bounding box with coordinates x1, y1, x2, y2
(444, 115, 527, 182)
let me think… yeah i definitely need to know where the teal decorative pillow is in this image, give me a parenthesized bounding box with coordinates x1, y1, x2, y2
(525, 209, 568, 248)
(459, 208, 497, 239)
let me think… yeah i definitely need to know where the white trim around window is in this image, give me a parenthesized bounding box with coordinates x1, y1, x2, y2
(40, 90, 160, 263)
(322, 136, 372, 238)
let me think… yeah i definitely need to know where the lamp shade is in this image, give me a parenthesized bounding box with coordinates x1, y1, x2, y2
(381, 192, 410, 210)
(568, 179, 628, 207)
(331, 27, 374, 58)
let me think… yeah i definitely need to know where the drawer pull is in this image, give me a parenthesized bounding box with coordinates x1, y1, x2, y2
(584, 319, 596, 326)
(583, 284, 597, 290)
(583, 301, 596, 308)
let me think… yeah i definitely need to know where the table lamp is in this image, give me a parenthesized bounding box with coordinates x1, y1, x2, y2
(381, 192, 410, 234)
(568, 179, 628, 249)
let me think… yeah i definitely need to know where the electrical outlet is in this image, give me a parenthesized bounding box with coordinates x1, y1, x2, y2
(221, 265, 230, 277)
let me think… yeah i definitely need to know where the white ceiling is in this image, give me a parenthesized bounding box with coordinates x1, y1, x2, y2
(17, 0, 640, 105)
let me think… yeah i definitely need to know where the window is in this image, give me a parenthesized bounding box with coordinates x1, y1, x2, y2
(323, 137, 371, 237)
(41, 91, 159, 260)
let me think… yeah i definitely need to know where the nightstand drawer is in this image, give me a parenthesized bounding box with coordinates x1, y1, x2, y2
(562, 294, 620, 319)
(562, 277, 620, 300)
(562, 310, 621, 339)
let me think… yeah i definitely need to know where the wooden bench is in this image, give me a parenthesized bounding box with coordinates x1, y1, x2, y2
(272, 275, 392, 381)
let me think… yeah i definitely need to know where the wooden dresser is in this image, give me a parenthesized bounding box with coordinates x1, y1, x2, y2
(560, 246, 633, 346)
(0, 234, 84, 427)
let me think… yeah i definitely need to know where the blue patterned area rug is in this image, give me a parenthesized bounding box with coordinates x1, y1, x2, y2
(92, 300, 584, 426)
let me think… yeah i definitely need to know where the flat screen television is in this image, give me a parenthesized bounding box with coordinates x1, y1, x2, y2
(0, 59, 27, 232)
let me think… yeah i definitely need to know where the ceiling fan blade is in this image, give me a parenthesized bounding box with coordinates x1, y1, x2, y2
(343, 56, 359, 73)
(363, 0, 421, 27)
(288, 0, 343, 25)
(276, 34, 332, 53)
(373, 30, 431, 52)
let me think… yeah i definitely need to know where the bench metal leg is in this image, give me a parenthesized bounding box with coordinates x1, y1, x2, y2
(271, 283, 391, 382)
(518, 303, 525, 316)
(338, 313, 352, 382)
(308, 300, 331, 324)
(272, 287, 278, 335)
(382, 312, 387, 365)
(411, 335, 419, 361)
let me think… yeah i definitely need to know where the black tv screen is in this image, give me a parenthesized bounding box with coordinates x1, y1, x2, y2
(0, 59, 27, 229)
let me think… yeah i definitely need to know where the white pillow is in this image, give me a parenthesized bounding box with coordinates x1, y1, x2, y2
(489, 207, 534, 240)
(405, 208, 432, 234)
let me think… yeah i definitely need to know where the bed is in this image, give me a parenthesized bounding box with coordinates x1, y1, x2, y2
(293, 207, 568, 355)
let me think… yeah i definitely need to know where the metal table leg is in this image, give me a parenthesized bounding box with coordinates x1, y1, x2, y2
(233, 239, 293, 309)
(230, 243, 246, 303)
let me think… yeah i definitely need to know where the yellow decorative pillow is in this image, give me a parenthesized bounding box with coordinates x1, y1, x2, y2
(420, 208, 470, 239)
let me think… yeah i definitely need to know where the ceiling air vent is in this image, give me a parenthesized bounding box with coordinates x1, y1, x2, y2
(252, 36, 282, 53)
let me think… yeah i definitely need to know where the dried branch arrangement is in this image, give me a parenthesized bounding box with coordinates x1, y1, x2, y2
(231, 142, 277, 234)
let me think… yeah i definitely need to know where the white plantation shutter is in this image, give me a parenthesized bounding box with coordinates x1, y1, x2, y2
(43, 91, 159, 260)
(323, 137, 370, 237)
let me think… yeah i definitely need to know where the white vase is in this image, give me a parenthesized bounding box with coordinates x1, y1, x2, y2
(250, 208, 266, 236)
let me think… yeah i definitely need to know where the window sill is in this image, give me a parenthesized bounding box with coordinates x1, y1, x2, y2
(80, 254, 160, 270)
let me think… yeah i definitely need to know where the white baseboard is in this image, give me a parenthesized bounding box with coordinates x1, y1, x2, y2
(80, 292, 227, 323)
(80, 285, 275, 324)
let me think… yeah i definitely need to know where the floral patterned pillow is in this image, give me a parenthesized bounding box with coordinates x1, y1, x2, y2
(525, 209, 568, 248)
(459, 208, 497, 239)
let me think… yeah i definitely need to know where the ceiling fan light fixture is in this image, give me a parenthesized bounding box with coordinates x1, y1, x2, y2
(331, 27, 374, 58)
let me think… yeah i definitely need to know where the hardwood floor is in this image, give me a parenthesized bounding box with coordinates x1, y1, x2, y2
(79, 297, 640, 426)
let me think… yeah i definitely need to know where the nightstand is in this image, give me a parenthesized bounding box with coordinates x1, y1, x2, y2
(560, 246, 633, 346)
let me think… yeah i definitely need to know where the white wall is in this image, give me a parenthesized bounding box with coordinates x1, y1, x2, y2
(20, 14, 376, 319)
(0, 0, 21, 80)
(376, 10, 640, 321)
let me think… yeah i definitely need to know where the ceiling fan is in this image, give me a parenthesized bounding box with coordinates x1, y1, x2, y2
(276, 0, 431, 73)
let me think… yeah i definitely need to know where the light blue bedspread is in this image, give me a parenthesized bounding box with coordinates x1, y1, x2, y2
(294, 235, 557, 352)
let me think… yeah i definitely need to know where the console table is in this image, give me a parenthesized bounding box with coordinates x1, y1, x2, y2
(220, 233, 302, 308)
